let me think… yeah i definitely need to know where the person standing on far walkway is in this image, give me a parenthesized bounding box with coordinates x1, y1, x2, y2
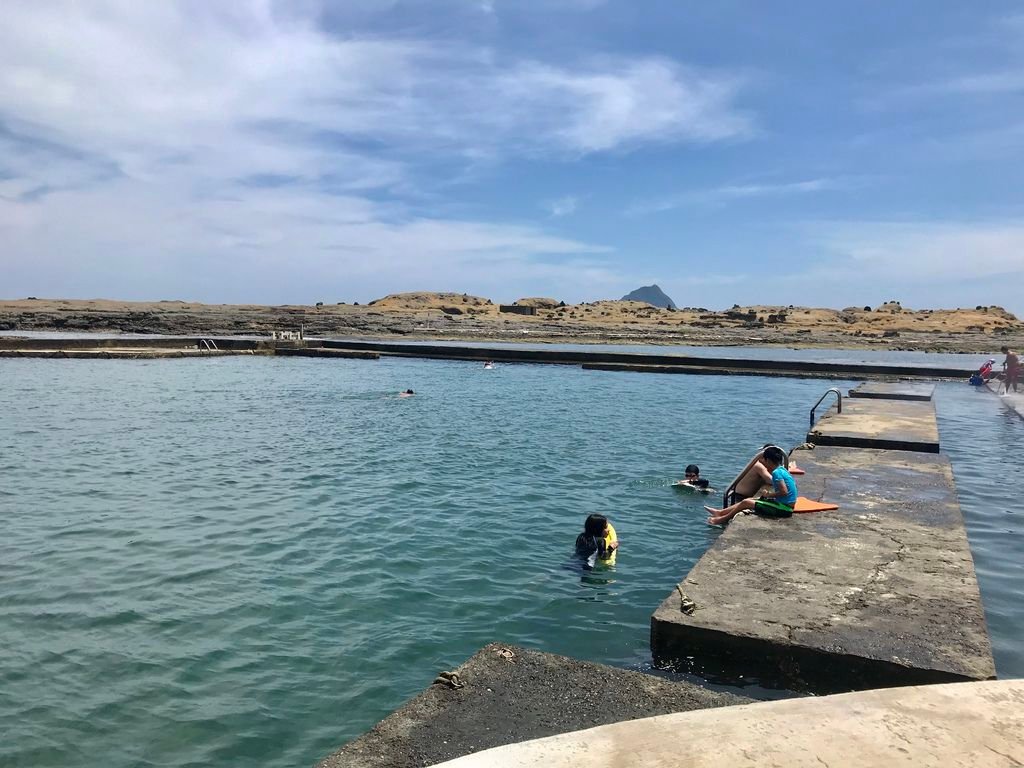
(1001, 346, 1019, 394)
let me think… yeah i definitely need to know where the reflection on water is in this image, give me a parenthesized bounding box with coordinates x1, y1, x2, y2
(936, 383, 1024, 678)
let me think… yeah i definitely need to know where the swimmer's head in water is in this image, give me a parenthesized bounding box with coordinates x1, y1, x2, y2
(684, 464, 700, 479)
(584, 513, 608, 537)
(404, 389, 415, 394)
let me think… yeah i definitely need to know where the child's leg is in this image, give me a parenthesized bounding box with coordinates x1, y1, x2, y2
(705, 498, 756, 525)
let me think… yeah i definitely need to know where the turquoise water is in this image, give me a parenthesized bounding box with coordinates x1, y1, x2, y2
(0, 357, 1020, 768)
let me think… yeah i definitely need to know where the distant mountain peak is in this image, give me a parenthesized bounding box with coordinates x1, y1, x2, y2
(620, 284, 676, 309)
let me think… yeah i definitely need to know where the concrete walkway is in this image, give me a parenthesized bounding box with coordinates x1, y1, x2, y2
(432, 679, 1024, 767)
(849, 381, 935, 401)
(651, 445, 994, 692)
(807, 398, 940, 452)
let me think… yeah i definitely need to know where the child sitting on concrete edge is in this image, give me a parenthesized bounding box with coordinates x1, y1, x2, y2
(704, 446, 797, 526)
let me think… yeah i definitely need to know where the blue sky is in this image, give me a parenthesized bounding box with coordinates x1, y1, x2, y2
(2, 1, 1023, 314)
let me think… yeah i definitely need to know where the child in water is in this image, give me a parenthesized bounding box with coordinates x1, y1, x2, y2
(575, 514, 618, 564)
(681, 464, 710, 489)
(704, 446, 797, 526)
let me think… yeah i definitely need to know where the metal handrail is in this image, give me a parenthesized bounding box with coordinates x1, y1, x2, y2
(809, 387, 842, 428)
(198, 338, 218, 353)
(723, 444, 789, 507)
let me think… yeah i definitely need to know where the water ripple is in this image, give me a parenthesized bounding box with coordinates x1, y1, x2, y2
(1, 358, 1019, 768)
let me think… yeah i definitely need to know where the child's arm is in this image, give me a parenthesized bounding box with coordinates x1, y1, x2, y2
(762, 475, 786, 499)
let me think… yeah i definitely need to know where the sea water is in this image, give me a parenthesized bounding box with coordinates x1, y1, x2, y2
(0, 355, 1020, 768)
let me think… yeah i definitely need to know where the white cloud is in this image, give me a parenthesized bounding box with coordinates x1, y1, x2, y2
(0, 2, 750, 166)
(0, 174, 619, 302)
(545, 196, 579, 218)
(0, 1, 752, 301)
(939, 71, 1024, 95)
(810, 221, 1024, 282)
(627, 178, 846, 216)
(494, 59, 752, 153)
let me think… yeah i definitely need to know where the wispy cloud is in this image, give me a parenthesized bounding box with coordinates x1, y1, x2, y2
(866, 12, 1024, 106)
(0, 1, 754, 301)
(627, 178, 848, 216)
(809, 220, 1024, 282)
(938, 71, 1024, 95)
(0, 4, 751, 168)
(545, 195, 579, 218)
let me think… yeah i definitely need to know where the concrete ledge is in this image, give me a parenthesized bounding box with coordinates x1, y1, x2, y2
(849, 382, 935, 401)
(0, 348, 256, 359)
(316, 644, 748, 768)
(0, 336, 976, 380)
(581, 362, 858, 380)
(274, 348, 380, 359)
(323, 340, 971, 379)
(808, 398, 940, 453)
(431, 680, 1024, 767)
(651, 446, 994, 693)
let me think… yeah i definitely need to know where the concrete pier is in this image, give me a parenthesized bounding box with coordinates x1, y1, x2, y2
(849, 381, 935, 401)
(429, 680, 1024, 768)
(316, 644, 747, 768)
(0, 347, 255, 359)
(650, 445, 994, 693)
(322, 340, 972, 380)
(808, 398, 941, 452)
(0, 335, 977, 380)
(274, 347, 380, 359)
(581, 362, 859, 380)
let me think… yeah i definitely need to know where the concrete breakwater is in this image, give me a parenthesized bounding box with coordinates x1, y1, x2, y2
(316, 645, 748, 768)
(651, 382, 995, 693)
(0, 336, 975, 380)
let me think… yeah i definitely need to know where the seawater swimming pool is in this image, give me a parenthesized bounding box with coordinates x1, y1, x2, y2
(1, 354, 1021, 768)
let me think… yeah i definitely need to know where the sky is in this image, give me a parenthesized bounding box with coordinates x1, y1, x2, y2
(2, 1, 1023, 314)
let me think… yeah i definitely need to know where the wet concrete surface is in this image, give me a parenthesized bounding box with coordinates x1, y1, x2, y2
(651, 445, 995, 694)
(987, 381, 1024, 419)
(808, 398, 941, 452)
(316, 644, 748, 768)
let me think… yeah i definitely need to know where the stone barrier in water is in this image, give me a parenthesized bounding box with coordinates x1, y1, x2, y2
(651, 435, 995, 693)
(315, 644, 748, 768)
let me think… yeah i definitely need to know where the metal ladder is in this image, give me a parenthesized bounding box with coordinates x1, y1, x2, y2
(809, 387, 842, 428)
(198, 338, 219, 353)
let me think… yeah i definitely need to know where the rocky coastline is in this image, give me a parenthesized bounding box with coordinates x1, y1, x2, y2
(2, 295, 1021, 354)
